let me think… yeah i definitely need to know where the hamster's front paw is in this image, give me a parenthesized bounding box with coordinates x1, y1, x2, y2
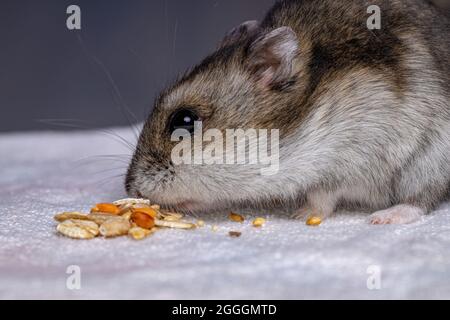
(291, 207, 311, 220)
(369, 205, 425, 225)
(292, 190, 337, 221)
(291, 207, 332, 222)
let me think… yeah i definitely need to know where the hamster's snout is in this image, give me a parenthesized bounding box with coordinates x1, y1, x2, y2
(125, 157, 165, 201)
(125, 148, 206, 211)
(125, 162, 204, 212)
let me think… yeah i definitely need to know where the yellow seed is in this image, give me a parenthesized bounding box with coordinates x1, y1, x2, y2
(163, 215, 182, 222)
(131, 207, 158, 218)
(154, 219, 196, 229)
(129, 227, 154, 240)
(54, 212, 90, 222)
(131, 212, 155, 229)
(197, 220, 205, 227)
(229, 212, 244, 223)
(90, 203, 121, 215)
(252, 217, 266, 227)
(306, 216, 322, 226)
(121, 211, 132, 221)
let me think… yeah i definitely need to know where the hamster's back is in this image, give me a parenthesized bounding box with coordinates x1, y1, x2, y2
(261, 0, 450, 94)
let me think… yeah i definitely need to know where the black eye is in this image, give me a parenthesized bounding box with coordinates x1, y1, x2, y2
(169, 109, 200, 134)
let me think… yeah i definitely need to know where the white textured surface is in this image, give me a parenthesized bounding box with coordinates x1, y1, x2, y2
(0, 128, 449, 299)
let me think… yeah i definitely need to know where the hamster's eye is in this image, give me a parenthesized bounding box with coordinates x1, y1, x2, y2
(169, 109, 200, 134)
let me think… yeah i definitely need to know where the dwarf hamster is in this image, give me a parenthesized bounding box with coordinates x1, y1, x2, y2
(126, 0, 450, 224)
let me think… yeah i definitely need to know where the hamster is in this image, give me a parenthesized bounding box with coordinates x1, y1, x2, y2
(126, 0, 450, 224)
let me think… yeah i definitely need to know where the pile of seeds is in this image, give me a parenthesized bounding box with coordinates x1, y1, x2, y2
(54, 199, 322, 240)
(55, 198, 197, 240)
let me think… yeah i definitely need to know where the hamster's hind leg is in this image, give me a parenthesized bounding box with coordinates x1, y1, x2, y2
(373, 131, 450, 225)
(369, 204, 425, 225)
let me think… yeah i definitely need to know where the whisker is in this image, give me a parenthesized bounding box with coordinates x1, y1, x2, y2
(88, 173, 127, 190)
(171, 19, 178, 77)
(76, 154, 131, 162)
(69, 160, 129, 172)
(97, 128, 137, 151)
(90, 167, 127, 177)
(109, 88, 142, 141)
(75, 154, 131, 164)
(37, 118, 137, 152)
(75, 33, 141, 140)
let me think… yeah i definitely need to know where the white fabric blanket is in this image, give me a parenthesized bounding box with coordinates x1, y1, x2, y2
(0, 128, 449, 299)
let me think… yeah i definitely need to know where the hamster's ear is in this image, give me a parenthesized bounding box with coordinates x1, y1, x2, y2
(219, 20, 260, 48)
(247, 27, 299, 90)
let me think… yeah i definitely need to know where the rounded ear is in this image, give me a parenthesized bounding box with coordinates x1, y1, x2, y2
(219, 20, 260, 49)
(247, 27, 299, 89)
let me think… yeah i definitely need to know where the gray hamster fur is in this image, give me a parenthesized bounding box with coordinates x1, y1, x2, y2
(126, 0, 450, 224)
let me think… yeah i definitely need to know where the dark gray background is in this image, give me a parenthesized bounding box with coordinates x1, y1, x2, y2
(0, 0, 275, 132)
(1, 0, 448, 132)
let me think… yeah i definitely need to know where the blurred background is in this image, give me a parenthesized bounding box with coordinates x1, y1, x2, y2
(0, 0, 275, 132)
(0, 0, 448, 132)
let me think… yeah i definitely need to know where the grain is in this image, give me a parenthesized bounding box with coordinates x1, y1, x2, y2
(99, 218, 131, 237)
(252, 217, 266, 227)
(229, 231, 242, 238)
(90, 203, 121, 215)
(129, 227, 154, 240)
(229, 212, 245, 223)
(196, 220, 205, 227)
(155, 219, 196, 229)
(113, 198, 151, 206)
(54, 212, 89, 222)
(131, 212, 155, 229)
(87, 213, 120, 225)
(57, 219, 99, 239)
(131, 207, 158, 218)
(306, 216, 322, 226)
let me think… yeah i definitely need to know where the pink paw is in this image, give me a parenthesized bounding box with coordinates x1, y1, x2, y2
(369, 205, 424, 225)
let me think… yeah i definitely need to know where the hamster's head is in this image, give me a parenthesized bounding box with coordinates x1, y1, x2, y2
(126, 22, 308, 212)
